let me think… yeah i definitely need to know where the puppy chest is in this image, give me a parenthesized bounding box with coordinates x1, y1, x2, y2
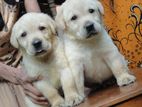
(39, 67, 61, 88)
(45, 68, 61, 88)
(84, 56, 113, 83)
(24, 64, 61, 88)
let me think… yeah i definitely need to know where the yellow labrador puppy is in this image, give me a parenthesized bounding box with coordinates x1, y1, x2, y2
(10, 13, 83, 107)
(56, 0, 136, 98)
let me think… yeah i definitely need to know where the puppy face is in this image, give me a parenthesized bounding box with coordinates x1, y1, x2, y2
(56, 0, 104, 40)
(11, 13, 56, 57)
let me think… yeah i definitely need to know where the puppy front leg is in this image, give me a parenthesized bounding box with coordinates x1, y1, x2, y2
(25, 96, 47, 107)
(104, 51, 136, 86)
(61, 68, 84, 106)
(34, 80, 64, 107)
(69, 62, 85, 99)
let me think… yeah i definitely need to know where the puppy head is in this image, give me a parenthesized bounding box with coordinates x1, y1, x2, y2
(56, 0, 104, 40)
(10, 13, 56, 57)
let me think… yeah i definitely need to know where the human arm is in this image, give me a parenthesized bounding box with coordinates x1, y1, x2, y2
(24, 0, 41, 12)
(0, 62, 48, 105)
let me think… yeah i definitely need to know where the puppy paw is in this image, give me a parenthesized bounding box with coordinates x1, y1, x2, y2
(52, 97, 65, 107)
(117, 73, 136, 86)
(65, 93, 85, 107)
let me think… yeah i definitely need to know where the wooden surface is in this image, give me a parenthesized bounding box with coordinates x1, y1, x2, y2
(78, 68, 142, 107)
(0, 68, 142, 107)
(116, 94, 142, 107)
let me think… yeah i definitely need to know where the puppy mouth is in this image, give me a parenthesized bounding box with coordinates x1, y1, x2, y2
(87, 31, 98, 38)
(35, 49, 47, 56)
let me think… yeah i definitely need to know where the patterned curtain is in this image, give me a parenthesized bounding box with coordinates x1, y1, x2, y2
(102, 0, 142, 69)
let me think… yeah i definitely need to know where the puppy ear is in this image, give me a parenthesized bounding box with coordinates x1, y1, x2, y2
(96, 1, 104, 15)
(55, 6, 66, 30)
(10, 29, 19, 48)
(49, 19, 57, 35)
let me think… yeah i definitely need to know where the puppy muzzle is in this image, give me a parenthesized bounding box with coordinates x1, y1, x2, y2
(32, 39, 47, 55)
(85, 22, 98, 38)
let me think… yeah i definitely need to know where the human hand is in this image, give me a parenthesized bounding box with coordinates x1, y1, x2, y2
(0, 65, 36, 84)
(15, 67, 49, 106)
(23, 83, 48, 106)
(0, 62, 48, 106)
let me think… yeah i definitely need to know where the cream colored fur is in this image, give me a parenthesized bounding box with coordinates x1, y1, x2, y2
(56, 0, 136, 98)
(10, 13, 84, 107)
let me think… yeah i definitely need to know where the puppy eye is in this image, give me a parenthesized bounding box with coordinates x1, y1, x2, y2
(89, 9, 95, 13)
(21, 32, 27, 37)
(71, 15, 78, 21)
(39, 26, 46, 31)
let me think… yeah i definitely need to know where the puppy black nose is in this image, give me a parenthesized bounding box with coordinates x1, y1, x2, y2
(85, 23, 95, 33)
(32, 39, 42, 49)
